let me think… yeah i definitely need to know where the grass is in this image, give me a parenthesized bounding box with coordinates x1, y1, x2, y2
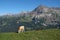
(0, 29, 60, 40)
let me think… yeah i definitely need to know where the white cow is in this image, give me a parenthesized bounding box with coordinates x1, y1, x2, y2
(18, 26, 25, 33)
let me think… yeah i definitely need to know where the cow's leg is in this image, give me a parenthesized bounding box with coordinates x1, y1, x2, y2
(18, 30, 21, 33)
(21, 29, 24, 32)
(21, 30, 23, 32)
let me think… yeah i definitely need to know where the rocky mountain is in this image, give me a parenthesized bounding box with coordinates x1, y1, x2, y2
(31, 5, 60, 25)
(33, 5, 60, 13)
(22, 5, 60, 23)
(0, 5, 60, 32)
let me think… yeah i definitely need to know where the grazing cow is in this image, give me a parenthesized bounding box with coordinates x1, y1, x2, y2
(18, 26, 25, 33)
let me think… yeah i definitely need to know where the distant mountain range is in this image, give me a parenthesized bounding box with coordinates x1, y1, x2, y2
(1, 5, 60, 26)
(0, 5, 60, 32)
(31, 5, 60, 25)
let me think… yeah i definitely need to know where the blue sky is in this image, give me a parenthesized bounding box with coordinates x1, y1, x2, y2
(0, 0, 60, 15)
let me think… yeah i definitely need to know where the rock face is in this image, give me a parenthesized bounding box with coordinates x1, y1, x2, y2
(0, 5, 60, 32)
(33, 5, 60, 13)
(30, 5, 60, 26)
(33, 5, 49, 13)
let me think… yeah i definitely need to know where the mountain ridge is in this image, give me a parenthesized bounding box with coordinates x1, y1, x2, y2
(0, 5, 60, 32)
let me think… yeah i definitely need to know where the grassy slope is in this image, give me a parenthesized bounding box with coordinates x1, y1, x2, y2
(0, 29, 60, 40)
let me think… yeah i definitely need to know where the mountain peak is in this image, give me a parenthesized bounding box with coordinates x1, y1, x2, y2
(33, 5, 49, 13)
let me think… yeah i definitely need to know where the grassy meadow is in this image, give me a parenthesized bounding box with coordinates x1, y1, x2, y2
(0, 29, 60, 40)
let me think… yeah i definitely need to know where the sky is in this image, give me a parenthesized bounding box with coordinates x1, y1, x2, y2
(0, 0, 60, 15)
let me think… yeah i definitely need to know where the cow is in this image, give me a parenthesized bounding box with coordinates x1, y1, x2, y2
(18, 26, 25, 33)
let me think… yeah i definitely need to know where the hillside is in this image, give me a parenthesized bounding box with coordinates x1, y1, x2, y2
(0, 5, 60, 32)
(0, 29, 60, 40)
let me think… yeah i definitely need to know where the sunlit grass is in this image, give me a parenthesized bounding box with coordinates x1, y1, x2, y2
(0, 29, 60, 40)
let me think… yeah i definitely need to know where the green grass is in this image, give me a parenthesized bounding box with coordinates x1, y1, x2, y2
(0, 29, 60, 40)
